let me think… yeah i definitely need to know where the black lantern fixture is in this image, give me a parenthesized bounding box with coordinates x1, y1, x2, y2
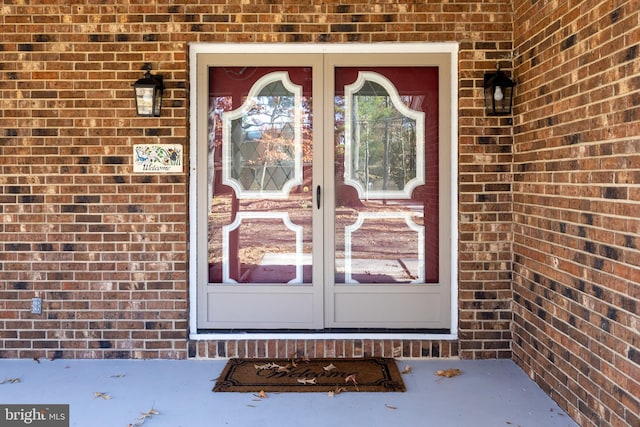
(483, 65, 515, 116)
(134, 65, 164, 117)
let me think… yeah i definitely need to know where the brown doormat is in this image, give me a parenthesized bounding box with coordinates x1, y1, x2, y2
(213, 357, 406, 393)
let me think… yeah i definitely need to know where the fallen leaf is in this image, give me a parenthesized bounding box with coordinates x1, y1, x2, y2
(289, 351, 310, 367)
(297, 377, 317, 385)
(436, 368, 461, 378)
(93, 392, 112, 400)
(132, 406, 159, 426)
(328, 385, 347, 397)
(254, 362, 286, 371)
(0, 378, 21, 385)
(323, 363, 336, 372)
(401, 365, 412, 374)
(385, 404, 398, 410)
(345, 374, 359, 391)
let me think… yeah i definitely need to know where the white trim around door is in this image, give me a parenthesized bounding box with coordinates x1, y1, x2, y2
(188, 42, 459, 341)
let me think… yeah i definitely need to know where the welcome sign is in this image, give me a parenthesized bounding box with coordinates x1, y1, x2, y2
(133, 144, 183, 173)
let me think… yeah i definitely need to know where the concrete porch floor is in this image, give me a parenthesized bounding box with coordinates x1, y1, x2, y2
(0, 358, 578, 427)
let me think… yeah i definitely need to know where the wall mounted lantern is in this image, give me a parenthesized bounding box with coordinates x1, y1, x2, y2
(483, 66, 515, 116)
(134, 65, 164, 117)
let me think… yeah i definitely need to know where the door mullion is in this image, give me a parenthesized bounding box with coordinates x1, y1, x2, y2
(322, 55, 338, 327)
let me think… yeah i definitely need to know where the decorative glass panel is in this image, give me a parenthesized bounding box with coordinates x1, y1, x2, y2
(343, 212, 424, 284)
(343, 71, 424, 200)
(208, 68, 313, 284)
(335, 67, 439, 285)
(222, 71, 303, 199)
(222, 212, 305, 284)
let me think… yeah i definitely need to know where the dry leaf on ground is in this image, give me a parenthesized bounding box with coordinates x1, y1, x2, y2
(297, 377, 317, 385)
(328, 386, 347, 397)
(401, 365, 412, 374)
(93, 392, 112, 400)
(385, 404, 398, 410)
(0, 378, 21, 384)
(345, 374, 359, 391)
(436, 368, 461, 378)
(131, 406, 159, 426)
(323, 363, 336, 372)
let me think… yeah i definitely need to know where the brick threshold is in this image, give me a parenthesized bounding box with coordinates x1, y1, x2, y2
(188, 334, 460, 359)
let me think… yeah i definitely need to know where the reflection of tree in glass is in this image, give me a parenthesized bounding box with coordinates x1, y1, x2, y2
(238, 92, 310, 192)
(353, 91, 417, 192)
(207, 79, 314, 275)
(242, 94, 296, 167)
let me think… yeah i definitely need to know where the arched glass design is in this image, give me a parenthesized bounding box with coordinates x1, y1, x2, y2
(343, 71, 425, 200)
(334, 66, 439, 286)
(222, 71, 303, 199)
(208, 68, 313, 286)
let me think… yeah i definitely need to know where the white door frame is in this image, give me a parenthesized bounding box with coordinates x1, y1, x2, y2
(188, 42, 459, 341)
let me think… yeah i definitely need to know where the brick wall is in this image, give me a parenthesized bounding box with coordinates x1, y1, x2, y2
(511, 1, 639, 426)
(0, 0, 514, 361)
(1, 1, 513, 360)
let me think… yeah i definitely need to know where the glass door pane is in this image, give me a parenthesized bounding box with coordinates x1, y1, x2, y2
(334, 67, 439, 285)
(326, 61, 447, 329)
(208, 67, 313, 285)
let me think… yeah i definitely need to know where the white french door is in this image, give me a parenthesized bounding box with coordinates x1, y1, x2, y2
(191, 45, 455, 331)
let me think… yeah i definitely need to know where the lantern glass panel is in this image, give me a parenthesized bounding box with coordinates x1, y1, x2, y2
(483, 71, 514, 116)
(135, 85, 156, 116)
(152, 85, 162, 116)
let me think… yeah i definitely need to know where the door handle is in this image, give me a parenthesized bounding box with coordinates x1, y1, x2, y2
(316, 185, 321, 209)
